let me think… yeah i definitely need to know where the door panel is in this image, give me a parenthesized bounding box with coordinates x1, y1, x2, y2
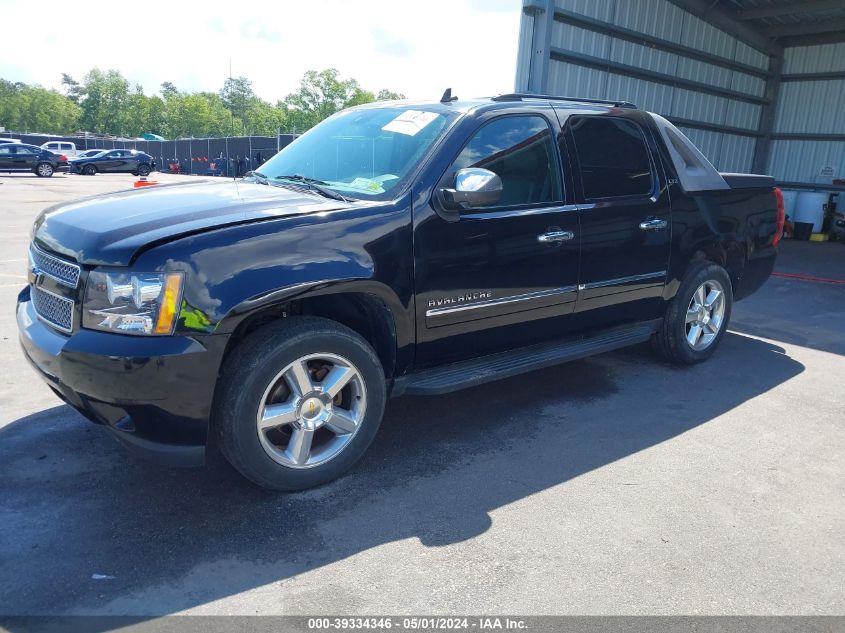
(559, 111, 671, 329)
(0, 147, 14, 169)
(15, 147, 39, 170)
(413, 111, 581, 367)
(414, 204, 580, 365)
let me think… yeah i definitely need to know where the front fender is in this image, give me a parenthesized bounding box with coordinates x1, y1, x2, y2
(216, 277, 413, 350)
(130, 197, 415, 355)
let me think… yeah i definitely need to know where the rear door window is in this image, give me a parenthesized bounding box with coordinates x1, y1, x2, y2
(569, 116, 654, 200)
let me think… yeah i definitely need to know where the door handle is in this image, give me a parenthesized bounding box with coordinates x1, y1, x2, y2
(537, 230, 575, 244)
(639, 218, 668, 231)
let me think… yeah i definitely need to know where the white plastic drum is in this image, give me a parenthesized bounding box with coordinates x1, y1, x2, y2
(794, 192, 828, 233)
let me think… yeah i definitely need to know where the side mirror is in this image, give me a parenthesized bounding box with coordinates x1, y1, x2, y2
(440, 168, 502, 211)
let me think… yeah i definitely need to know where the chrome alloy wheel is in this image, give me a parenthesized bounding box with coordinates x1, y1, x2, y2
(256, 353, 367, 469)
(37, 163, 53, 177)
(685, 279, 726, 351)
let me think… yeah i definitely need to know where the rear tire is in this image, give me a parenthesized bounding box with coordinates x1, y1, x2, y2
(652, 262, 733, 365)
(35, 162, 54, 178)
(214, 317, 386, 491)
(83, 164, 97, 176)
(137, 164, 151, 177)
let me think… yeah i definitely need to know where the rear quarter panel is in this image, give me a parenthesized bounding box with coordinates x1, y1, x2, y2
(664, 186, 778, 302)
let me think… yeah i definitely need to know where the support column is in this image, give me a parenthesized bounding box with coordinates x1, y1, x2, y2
(752, 53, 783, 175)
(521, 0, 554, 94)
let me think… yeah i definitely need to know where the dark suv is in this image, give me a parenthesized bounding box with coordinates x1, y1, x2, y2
(0, 143, 69, 177)
(18, 93, 782, 490)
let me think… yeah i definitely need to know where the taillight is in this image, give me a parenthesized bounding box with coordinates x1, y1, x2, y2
(59, 154, 67, 161)
(773, 187, 785, 247)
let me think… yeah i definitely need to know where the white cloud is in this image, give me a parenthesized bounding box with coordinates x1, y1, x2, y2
(0, 0, 521, 103)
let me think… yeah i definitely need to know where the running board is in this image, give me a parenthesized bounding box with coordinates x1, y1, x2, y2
(392, 323, 656, 397)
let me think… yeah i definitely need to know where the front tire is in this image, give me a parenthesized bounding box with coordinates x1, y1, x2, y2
(214, 317, 386, 491)
(653, 262, 733, 365)
(35, 162, 54, 178)
(83, 164, 97, 176)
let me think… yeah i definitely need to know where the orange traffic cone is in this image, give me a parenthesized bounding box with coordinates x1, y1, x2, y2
(134, 176, 159, 188)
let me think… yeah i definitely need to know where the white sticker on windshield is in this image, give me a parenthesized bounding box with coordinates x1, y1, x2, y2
(381, 110, 439, 136)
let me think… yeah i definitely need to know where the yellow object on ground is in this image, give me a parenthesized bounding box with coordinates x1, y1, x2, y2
(809, 233, 829, 242)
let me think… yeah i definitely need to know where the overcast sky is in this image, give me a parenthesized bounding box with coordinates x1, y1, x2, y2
(1, 0, 521, 102)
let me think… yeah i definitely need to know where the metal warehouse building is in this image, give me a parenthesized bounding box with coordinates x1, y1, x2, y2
(516, 0, 845, 189)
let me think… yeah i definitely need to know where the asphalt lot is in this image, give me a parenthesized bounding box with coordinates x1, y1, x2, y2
(0, 171, 843, 616)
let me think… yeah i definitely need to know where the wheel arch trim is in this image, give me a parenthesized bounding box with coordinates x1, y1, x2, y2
(215, 278, 414, 377)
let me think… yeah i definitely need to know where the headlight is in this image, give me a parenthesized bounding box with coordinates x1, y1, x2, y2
(83, 271, 184, 335)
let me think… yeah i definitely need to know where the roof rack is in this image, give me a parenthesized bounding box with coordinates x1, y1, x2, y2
(491, 93, 637, 109)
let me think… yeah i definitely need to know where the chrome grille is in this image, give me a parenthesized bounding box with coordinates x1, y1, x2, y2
(30, 244, 80, 288)
(31, 286, 74, 333)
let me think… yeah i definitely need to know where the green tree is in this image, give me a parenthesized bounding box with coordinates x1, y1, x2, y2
(244, 99, 287, 136)
(163, 92, 235, 138)
(220, 76, 255, 134)
(377, 89, 406, 100)
(160, 81, 179, 100)
(0, 68, 401, 138)
(61, 73, 85, 104)
(282, 68, 375, 132)
(0, 79, 81, 134)
(79, 68, 131, 134)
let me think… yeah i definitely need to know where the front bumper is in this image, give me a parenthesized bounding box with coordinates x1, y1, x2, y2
(17, 288, 225, 467)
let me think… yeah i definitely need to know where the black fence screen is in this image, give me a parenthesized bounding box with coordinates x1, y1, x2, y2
(0, 133, 296, 176)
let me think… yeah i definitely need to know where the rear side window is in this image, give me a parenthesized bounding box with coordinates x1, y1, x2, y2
(449, 115, 561, 208)
(570, 116, 653, 199)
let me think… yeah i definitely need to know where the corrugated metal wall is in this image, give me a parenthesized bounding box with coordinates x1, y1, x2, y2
(517, 0, 770, 174)
(769, 43, 845, 184)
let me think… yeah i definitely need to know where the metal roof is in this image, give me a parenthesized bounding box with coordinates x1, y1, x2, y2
(721, 0, 845, 47)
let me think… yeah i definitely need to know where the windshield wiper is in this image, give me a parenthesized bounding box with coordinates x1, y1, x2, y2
(271, 174, 349, 202)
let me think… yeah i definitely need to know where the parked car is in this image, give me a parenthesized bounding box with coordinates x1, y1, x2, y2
(0, 143, 68, 177)
(41, 141, 78, 157)
(69, 148, 155, 176)
(76, 149, 107, 159)
(18, 94, 783, 490)
(0, 137, 22, 143)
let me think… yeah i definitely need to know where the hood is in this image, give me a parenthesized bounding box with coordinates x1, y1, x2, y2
(33, 179, 354, 266)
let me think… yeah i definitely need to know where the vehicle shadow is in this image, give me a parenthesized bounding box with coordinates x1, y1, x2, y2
(0, 332, 803, 616)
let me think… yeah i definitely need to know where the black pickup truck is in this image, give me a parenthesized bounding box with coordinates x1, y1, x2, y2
(18, 93, 784, 490)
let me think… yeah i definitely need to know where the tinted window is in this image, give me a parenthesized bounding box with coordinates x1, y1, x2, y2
(17, 145, 39, 155)
(449, 115, 561, 207)
(0, 146, 12, 154)
(570, 116, 653, 199)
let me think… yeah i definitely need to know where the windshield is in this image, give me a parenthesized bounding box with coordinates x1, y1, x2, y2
(256, 105, 457, 200)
